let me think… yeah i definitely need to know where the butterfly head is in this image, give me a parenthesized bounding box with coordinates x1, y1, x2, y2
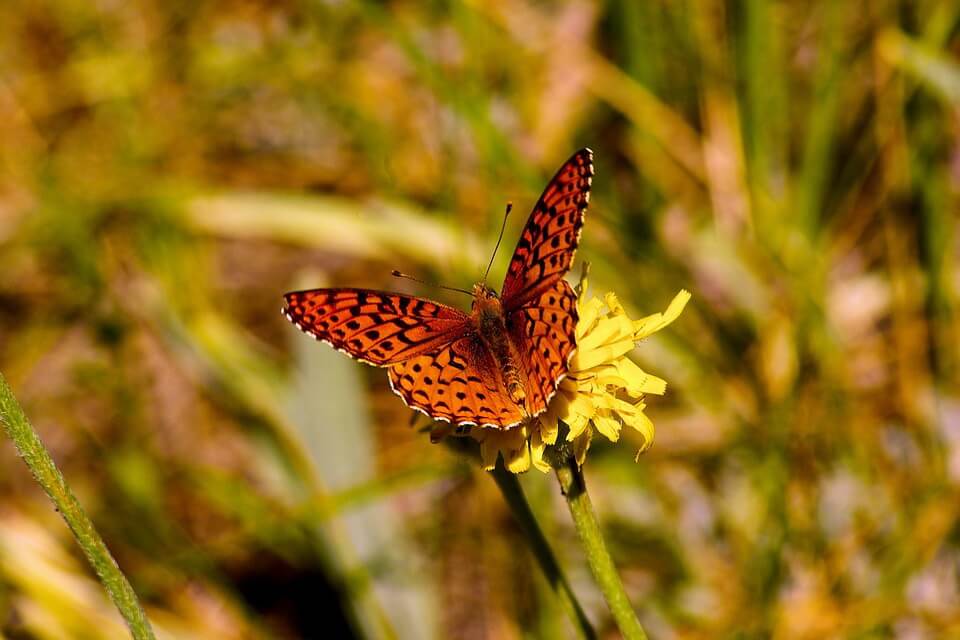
(471, 282, 501, 313)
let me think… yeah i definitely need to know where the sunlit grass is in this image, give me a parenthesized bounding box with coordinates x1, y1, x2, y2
(0, 0, 959, 637)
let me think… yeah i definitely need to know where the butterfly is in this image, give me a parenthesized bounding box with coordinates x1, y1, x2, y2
(282, 148, 593, 429)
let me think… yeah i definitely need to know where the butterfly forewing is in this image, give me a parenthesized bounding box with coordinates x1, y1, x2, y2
(283, 289, 470, 365)
(500, 148, 593, 308)
(498, 148, 592, 416)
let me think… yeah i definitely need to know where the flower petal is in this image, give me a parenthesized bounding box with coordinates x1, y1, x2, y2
(565, 410, 593, 440)
(576, 297, 604, 338)
(637, 373, 667, 395)
(610, 359, 668, 396)
(504, 441, 531, 473)
(578, 313, 635, 351)
(479, 427, 531, 473)
(538, 404, 560, 443)
(573, 329, 636, 370)
(603, 291, 626, 316)
(593, 413, 622, 442)
(573, 430, 592, 466)
(628, 407, 655, 454)
(479, 434, 501, 471)
(561, 392, 596, 423)
(633, 289, 691, 340)
(530, 427, 552, 473)
(593, 393, 631, 411)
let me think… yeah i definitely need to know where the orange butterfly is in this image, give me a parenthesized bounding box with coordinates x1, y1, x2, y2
(283, 148, 593, 429)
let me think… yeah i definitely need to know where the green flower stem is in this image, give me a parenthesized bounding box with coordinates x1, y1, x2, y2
(491, 464, 597, 640)
(0, 373, 156, 640)
(555, 455, 649, 640)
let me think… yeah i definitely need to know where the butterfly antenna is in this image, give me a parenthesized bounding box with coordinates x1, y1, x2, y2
(391, 270, 473, 297)
(483, 202, 513, 284)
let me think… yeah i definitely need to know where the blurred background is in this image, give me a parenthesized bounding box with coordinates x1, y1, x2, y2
(1, 1, 959, 638)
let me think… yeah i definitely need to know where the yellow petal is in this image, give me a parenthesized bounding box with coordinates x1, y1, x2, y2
(591, 361, 642, 394)
(567, 371, 599, 391)
(593, 393, 633, 413)
(530, 428, 552, 473)
(593, 413, 622, 442)
(572, 340, 635, 371)
(565, 411, 592, 440)
(559, 375, 582, 393)
(561, 392, 596, 422)
(573, 430, 592, 466)
(609, 358, 668, 395)
(479, 434, 501, 471)
(579, 313, 635, 351)
(593, 372, 631, 392)
(479, 427, 530, 473)
(626, 408, 655, 454)
(638, 373, 668, 395)
(633, 289, 691, 340)
(538, 404, 560, 442)
(577, 297, 605, 337)
(504, 441, 531, 473)
(603, 291, 626, 316)
(549, 389, 573, 420)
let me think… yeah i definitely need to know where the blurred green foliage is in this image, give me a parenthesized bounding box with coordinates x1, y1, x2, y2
(1, 1, 960, 638)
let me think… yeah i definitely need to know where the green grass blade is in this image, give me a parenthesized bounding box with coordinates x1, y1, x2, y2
(0, 373, 156, 640)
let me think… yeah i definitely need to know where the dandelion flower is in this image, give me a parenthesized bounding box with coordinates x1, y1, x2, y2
(476, 265, 690, 472)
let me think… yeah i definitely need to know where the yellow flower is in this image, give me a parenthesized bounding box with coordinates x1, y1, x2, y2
(475, 266, 690, 473)
(476, 424, 534, 473)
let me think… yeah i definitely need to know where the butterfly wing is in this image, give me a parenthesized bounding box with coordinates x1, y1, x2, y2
(283, 288, 522, 427)
(388, 335, 525, 428)
(507, 279, 579, 416)
(500, 147, 593, 308)
(282, 288, 471, 365)
(284, 148, 594, 428)
(500, 148, 592, 416)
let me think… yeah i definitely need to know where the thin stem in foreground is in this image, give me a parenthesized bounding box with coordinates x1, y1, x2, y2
(0, 373, 156, 640)
(490, 463, 597, 640)
(555, 455, 649, 640)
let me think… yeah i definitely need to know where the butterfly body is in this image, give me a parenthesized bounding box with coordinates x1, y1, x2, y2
(470, 284, 528, 411)
(283, 148, 594, 429)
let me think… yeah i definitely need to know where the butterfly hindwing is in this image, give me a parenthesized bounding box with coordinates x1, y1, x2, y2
(283, 288, 470, 365)
(500, 148, 593, 308)
(388, 335, 525, 428)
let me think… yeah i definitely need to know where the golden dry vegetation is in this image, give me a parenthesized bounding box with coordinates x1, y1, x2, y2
(1, 1, 960, 638)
